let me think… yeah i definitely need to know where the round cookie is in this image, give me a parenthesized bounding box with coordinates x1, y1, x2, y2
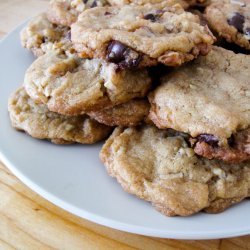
(100, 125, 250, 216)
(21, 13, 74, 57)
(8, 87, 112, 144)
(24, 52, 151, 115)
(205, 0, 250, 50)
(88, 99, 150, 126)
(71, 3, 215, 69)
(149, 46, 250, 163)
(47, 0, 109, 26)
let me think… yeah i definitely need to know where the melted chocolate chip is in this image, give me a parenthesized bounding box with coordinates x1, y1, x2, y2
(144, 13, 157, 22)
(245, 27, 250, 37)
(83, 0, 88, 3)
(106, 41, 142, 69)
(66, 31, 71, 40)
(90, 0, 97, 7)
(197, 134, 219, 147)
(124, 55, 142, 69)
(104, 11, 111, 15)
(144, 10, 163, 22)
(227, 12, 245, 33)
(107, 41, 128, 63)
(41, 37, 49, 43)
(227, 134, 235, 147)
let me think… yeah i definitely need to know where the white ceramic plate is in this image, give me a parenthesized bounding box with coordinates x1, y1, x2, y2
(0, 22, 249, 240)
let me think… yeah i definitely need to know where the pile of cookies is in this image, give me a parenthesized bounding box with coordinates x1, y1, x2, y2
(8, 0, 250, 216)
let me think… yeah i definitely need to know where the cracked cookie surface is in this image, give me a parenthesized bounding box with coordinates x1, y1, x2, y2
(107, 0, 207, 8)
(71, 3, 215, 68)
(205, 0, 250, 50)
(100, 125, 250, 216)
(47, 0, 109, 26)
(21, 13, 74, 57)
(24, 52, 151, 115)
(88, 98, 150, 126)
(8, 87, 112, 144)
(149, 46, 250, 163)
(107, 0, 188, 8)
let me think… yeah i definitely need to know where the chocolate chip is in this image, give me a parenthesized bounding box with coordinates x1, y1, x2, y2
(104, 11, 111, 15)
(144, 11, 163, 22)
(197, 134, 219, 147)
(107, 41, 128, 63)
(41, 37, 48, 43)
(144, 13, 157, 22)
(245, 27, 250, 37)
(123, 55, 142, 69)
(66, 31, 71, 40)
(227, 135, 235, 147)
(227, 12, 245, 33)
(106, 41, 142, 69)
(83, 0, 88, 3)
(90, 0, 97, 7)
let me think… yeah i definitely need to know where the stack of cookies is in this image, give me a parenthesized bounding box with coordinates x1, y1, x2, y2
(8, 0, 250, 216)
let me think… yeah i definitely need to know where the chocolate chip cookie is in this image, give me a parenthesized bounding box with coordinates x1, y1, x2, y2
(149, 46, 250, 163)
(8, 87, 112, 144)
(88, 98, 150, 126)
(100, 125, 250, 216)
(21, 13, 74, 57)
(24, 52, 151, 115)
(107, 0, 207, 8)
(71, 3, 215, 69)
(107, 0, 188, 8)
(205, 0, 250, 50)
(47, 0, 109, 26)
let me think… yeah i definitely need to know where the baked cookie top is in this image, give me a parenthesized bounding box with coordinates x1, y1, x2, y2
(107, 0, 188, 8)
(24, 52, 151, 115)
(205, 0, 250, 50)
(21, 13, 74, 57)
(71, 3, 215, 69)
(107, 0, 207, 8)
(100, 125, 250, 216)
(149, 46, 250, 163)
(88, 98, 150, 126)
(47, 0, 109, 26)
(8, 87, 112, 144)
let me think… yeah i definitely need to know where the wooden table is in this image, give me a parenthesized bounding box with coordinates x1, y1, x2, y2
(0, 1, 249, 249)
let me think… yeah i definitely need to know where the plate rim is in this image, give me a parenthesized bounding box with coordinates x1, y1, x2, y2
(1, 21, 250, 240)
(2, 152, 250, 240)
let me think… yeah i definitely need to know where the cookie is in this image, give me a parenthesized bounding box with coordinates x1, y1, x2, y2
(71, 3, 215, 69)
(21, 13, 74, 57)
(47, 0, 109, 26)
(187, 0, 209, 7)
(205, 0, 250, 50)
(24, 52, 151, 115)
(88, 99, 150, 126)
(8, 87, 112, 144)
(107, 0, 207, 8)
(107, 0, 189, 8)
(149, 46, 250, 163)
(100, 125, 250, 216)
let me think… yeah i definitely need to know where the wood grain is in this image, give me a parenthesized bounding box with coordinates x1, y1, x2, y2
(0, 0, 249, 249)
